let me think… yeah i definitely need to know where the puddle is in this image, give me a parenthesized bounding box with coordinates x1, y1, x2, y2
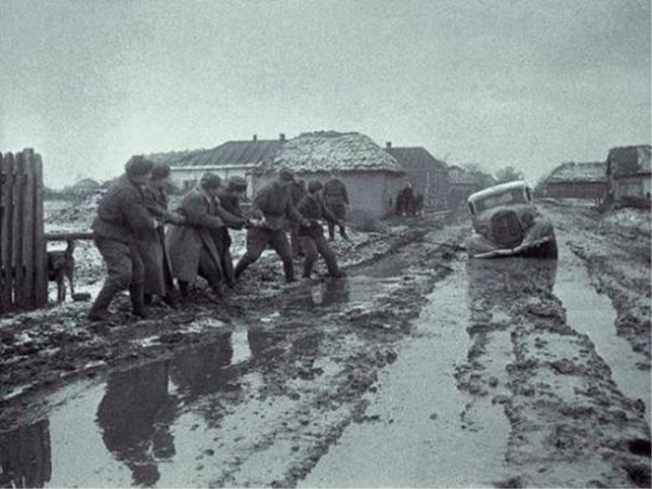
(300, 263, 510, 488)
(0, 335, 246, 488)
(554, 246, 651, 427)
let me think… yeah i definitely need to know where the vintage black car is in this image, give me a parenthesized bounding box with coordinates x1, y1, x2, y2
(464, 181, 558, 259)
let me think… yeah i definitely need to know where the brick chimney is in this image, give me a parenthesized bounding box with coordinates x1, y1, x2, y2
(386, 141, 392, 148)
(253, 134, 257, 141)
(279, 133, 286, 142)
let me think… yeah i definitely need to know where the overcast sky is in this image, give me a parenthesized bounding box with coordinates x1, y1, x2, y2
(1, 0, 650, 188)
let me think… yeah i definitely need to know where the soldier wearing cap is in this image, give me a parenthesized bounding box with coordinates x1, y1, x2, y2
(89, 155, 157, 321)
(234, 167, 309, 283)
(296, 180, 346, 279)
(167, 172, 247, 298)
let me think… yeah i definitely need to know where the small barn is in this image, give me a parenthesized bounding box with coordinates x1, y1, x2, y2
(606, 145, 651, 206)
(151, 134, 286, 198)
(539, 162, 607, 200)
(258, 131, 405, 222)
(447, 165, 478, 210)
(384, 143, 450, 210)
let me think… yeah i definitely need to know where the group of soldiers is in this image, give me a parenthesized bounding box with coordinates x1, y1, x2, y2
(88, 157, 350, 322)
(395, 184, 424, 217)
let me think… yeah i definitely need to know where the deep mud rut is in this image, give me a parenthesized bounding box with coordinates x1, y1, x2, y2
(0, 201, 650, 488)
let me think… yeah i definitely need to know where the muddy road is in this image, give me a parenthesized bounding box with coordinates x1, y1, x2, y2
(0, 201, 650, 488)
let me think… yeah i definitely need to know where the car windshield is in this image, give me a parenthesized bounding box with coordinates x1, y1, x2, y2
(474, 188, 527, 212)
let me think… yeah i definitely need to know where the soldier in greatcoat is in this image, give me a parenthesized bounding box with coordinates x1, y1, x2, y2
(141, 163, 185, 306)
(88, 156, 157, 321)
(233, 167, 309, 283)
(166, 173, 245, 298)
(296, 180, 346, 279)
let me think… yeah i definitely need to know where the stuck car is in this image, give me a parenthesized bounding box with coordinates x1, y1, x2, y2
(464, 180, 558, 259)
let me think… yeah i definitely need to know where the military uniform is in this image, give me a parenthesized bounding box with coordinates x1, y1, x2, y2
(234, 175, 307, 283)
(323, 178, 350, 240)
(296, 183, 344, 278)
(89, 174, 156, 320)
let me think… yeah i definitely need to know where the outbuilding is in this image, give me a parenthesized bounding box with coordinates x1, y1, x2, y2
(538, 162, 607, 201)
(606, 145, 651, 207)
(258, 131, 406, 223)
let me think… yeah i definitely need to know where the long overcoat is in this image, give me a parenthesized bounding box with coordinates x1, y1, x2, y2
(140, 185, 174, 296)
(167, 188, 245, 284)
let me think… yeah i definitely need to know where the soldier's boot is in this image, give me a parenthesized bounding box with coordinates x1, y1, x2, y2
(130, 282, 148, 319)
(340, 227, 351, 242)
(88, 283, 121, 322)
(283, 259, 296, 283)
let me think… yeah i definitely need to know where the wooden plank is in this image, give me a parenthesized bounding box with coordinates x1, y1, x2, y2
(1, 153, 14, 309)
(33, 153, 47, 307)
(45, 231, 94, 241)
(21, 149, 35, 308)
(0, 151, 4, 312)
(11, 152, 24, 307)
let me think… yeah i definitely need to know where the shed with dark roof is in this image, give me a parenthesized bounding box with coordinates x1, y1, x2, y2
(538, 161, 607, 200)
(151, 135, 285, 197)
(606, 145, 651, 204)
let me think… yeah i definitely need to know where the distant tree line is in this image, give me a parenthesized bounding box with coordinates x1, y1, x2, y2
(463, 164, 525, 190)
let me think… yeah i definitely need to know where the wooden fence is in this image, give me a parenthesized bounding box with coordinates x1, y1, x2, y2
(0, 149, 47, 313)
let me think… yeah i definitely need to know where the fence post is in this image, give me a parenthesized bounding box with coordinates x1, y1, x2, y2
(12, 153, 25, 307)
(20, 150, 36, 308)
(33, 153, 47, 307)
(1, 152, 15, 310)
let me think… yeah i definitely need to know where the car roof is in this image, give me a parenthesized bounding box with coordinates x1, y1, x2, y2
(467, 180, 528, 203)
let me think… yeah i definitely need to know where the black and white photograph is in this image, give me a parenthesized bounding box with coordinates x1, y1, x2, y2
(0, 1, 650, 487)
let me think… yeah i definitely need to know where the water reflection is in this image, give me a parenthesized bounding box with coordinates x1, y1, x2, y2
(96, 361, 178, 488)
(289, 278, 351, 309)
(169, 332, 236, 402)
(466, 257, 558, 301)
(0, 419, 51, 488)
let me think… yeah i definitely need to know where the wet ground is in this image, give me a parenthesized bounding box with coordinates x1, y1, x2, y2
(0, 200, 650, 487)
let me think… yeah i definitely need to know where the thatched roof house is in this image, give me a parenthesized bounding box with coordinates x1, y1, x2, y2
(539, 161, 607, 200)
(261, 131, 406, 221)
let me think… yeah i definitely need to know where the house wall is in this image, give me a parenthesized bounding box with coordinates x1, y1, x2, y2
(169, 166, 255, 198)
(403, 168, 450, 210)
(613, 174, 651, 200)
(543, 181, 607, 199)
(448, 183, 477, 210)
(254, 170, 404, 223)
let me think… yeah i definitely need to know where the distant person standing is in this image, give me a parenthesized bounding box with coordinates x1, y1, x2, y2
(323, 176, 350, 241)
(233, 167, 309, 284)
(88, 156, 157, 321)
(296, 180, 346, 279)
